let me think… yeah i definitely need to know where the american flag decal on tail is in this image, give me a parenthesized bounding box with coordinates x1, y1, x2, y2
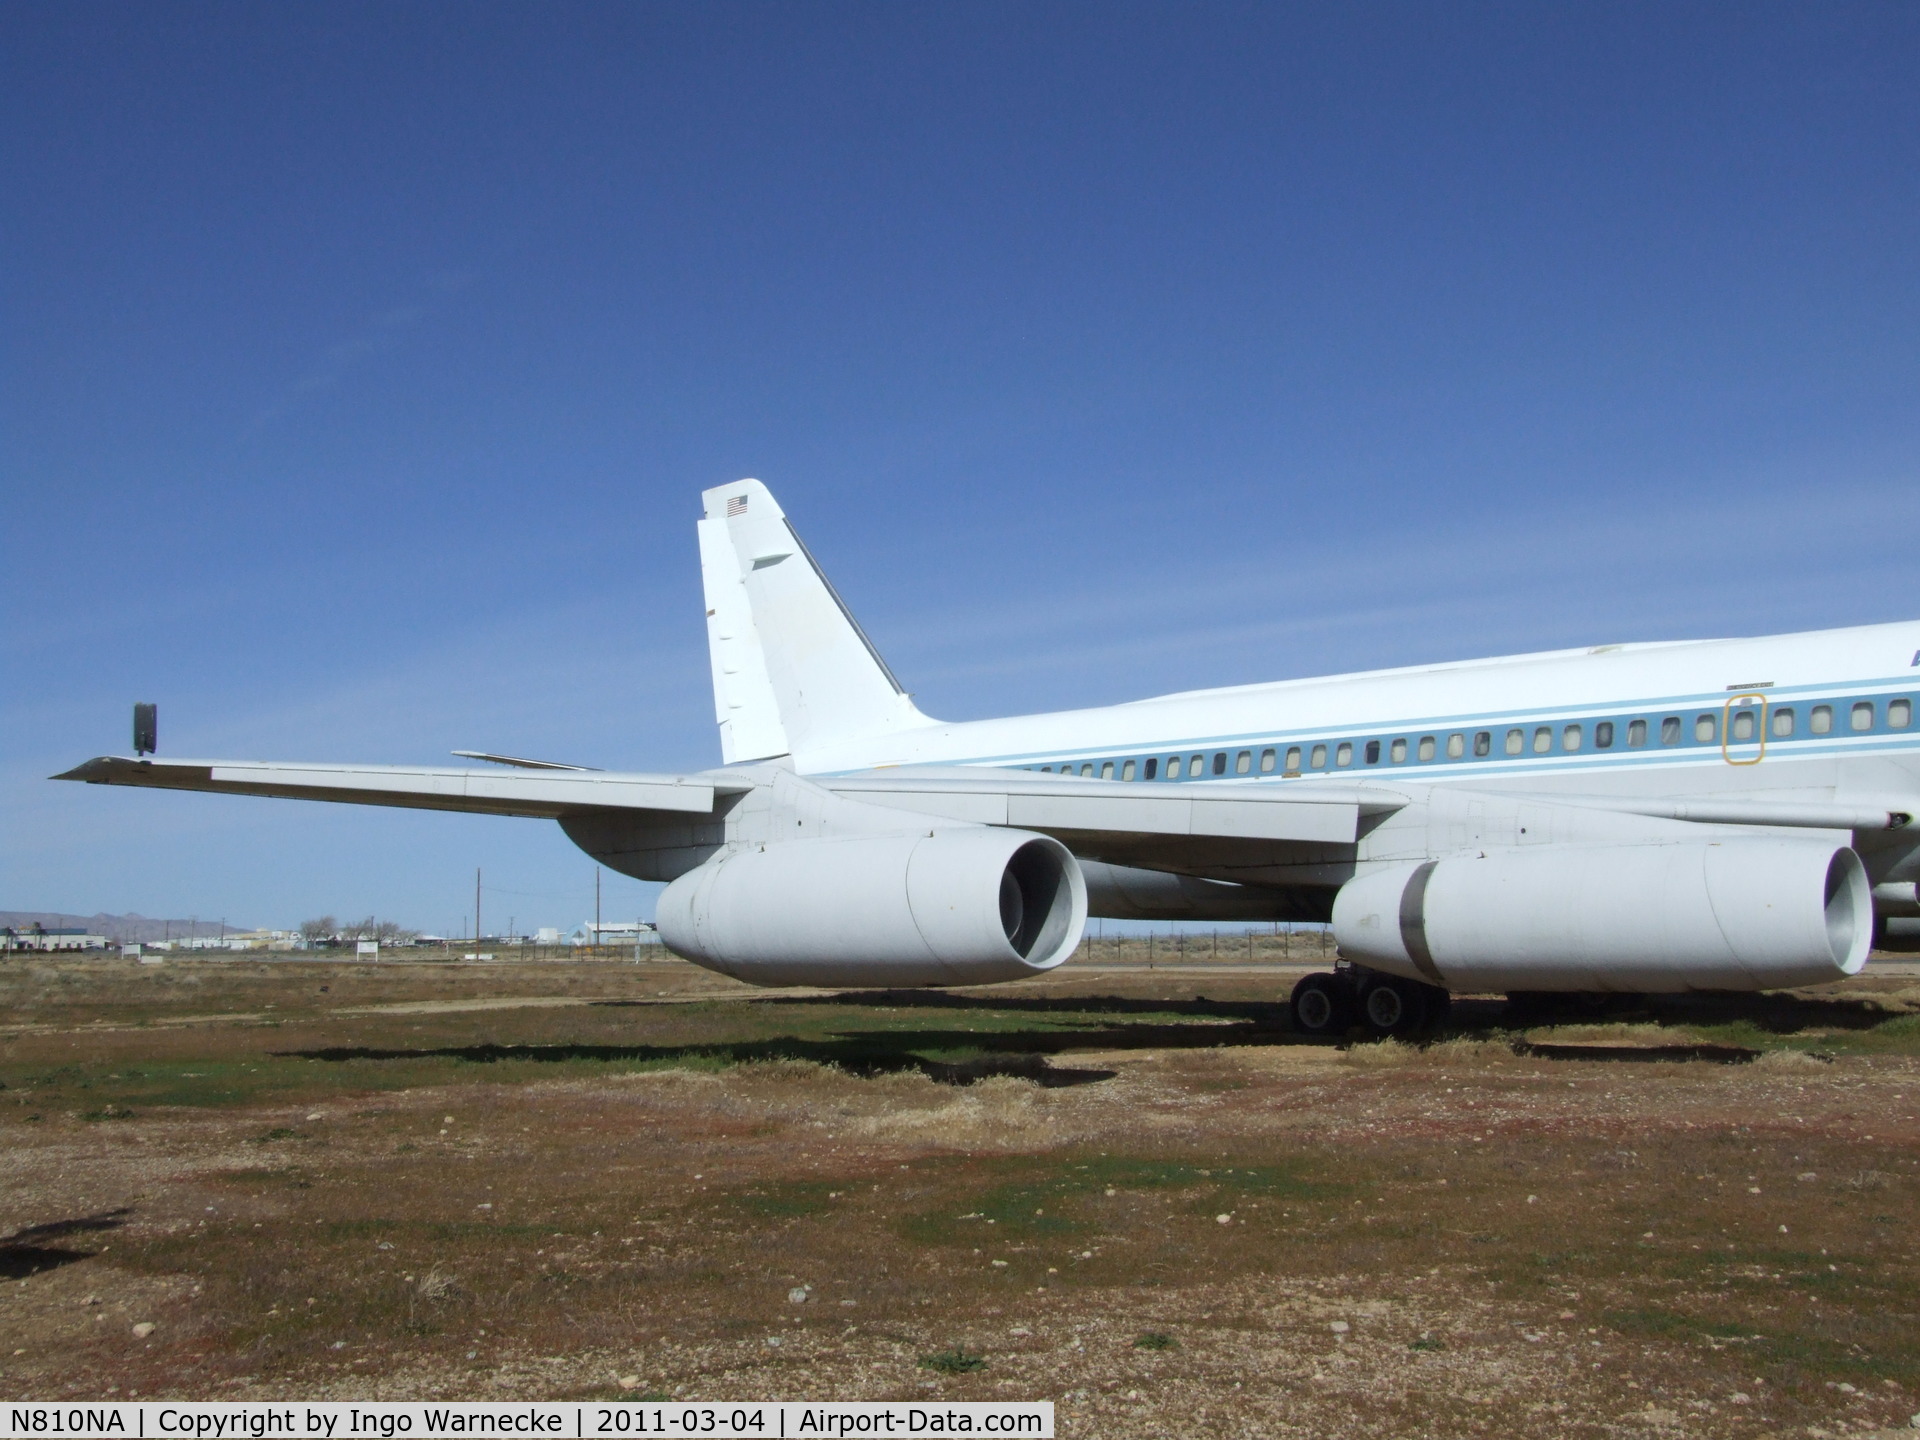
(727, 494, 749, 517)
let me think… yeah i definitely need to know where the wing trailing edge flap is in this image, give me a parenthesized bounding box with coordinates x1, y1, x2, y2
(52, 755, 746, 821)
(821, 769, 1405, 846)
(1555, 793, 1917, 832)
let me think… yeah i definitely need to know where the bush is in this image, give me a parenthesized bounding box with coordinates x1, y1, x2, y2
(918, 1349, 986, 1374)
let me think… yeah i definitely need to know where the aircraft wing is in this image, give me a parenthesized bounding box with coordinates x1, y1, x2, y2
(52, 755, 744, 820)
(821, 767, 1403, 845)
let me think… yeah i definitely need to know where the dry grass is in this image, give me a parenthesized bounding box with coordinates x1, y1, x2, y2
(1750, 1046, 1833, 1071)
(0, 957, 1915, 1436)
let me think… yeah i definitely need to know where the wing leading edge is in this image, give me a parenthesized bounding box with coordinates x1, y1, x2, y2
(53, 755, 743, 820)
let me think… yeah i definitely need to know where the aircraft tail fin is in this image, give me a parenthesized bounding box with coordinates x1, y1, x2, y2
(697, 479, 932, 765)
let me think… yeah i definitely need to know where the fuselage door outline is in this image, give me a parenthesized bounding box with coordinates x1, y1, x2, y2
(1723, 693, 1768, 766)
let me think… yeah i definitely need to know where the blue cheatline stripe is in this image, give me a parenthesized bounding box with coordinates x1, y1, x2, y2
(844, 682, 1919, 782)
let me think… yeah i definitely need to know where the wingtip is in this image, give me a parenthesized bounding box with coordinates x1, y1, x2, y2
(52, 757, 116, 782)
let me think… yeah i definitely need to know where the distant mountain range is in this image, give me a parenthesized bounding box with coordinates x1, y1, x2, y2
(0, 911, 253, 942)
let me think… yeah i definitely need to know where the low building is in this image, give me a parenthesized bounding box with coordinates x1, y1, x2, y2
(569, 921, 659, 946)
(3, 926, 107, 952)
(218, 930, 298, 951)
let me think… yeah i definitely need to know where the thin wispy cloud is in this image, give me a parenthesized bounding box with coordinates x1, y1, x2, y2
(241, 271, 480, 438)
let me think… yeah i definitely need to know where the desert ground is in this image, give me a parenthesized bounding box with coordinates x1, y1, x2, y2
(0, 950, 1915, 1438)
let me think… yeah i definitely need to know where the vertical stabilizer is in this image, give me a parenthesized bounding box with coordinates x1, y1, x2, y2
(697, 479, 932, 764)
(698, 509, 788, 763)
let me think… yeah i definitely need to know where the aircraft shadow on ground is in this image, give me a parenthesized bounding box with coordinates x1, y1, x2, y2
(1640, 989, 1903, 1034)
(278, 1020, 1247, 1086)
(651, 984, 1897, 1035)
(1513, 1040, 1760, 1064)
(0, 1207, 132, 1280)
(728, 984, 1901, 1042)
(279, 988, 1901, 1083)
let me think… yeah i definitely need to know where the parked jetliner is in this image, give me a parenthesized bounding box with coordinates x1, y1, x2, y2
(57, 479, 1920, 1036)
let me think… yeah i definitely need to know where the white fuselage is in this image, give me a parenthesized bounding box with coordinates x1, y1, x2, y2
(803, 619, 1920, 818)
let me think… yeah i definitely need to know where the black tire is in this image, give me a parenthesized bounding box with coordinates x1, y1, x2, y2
(1358, 974, 1429, 1038)
(1290, 972, 1353, 1037)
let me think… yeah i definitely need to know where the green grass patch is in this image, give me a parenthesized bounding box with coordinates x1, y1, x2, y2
(1602, 1306, 1691, 1338)
(919, 1349, 986, 1374)
(732, 1181, 838, 1220)
(899, 1152, 1338, 1246)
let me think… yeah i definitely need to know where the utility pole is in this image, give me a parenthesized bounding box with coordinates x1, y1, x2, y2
(475, 868, 482, 946)
(595, 867, 602, 953)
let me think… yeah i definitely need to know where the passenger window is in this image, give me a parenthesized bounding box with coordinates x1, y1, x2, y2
(1364, 740, 1381, 764)
(1627, 719, 1647, 747)
(1100, 761, 1115, 780)
(1851, 701, 1875, 731)
(1562, 724, 1582, 751)
(1080, 764, 1094, 777)
(1810, 705, 1832, 734)
(1121, 759, 1136, 781)
(1235, 751, 1252, 774)
(1891, 699, 1912, 729)
(1310, 744, 1328, 769)
(1474, 731, 1491, 757)
(1389, 738, 1407, 763)
(1505, 729, 1524, 755)
(1418, 736, 1436, 761)
(1771, 707, 1795, 737)
(1164, 756, 1182, 779)
(1259, 748, 1276, 773)
(1660, 716, 1681, 745)
(1694, 714, 1716, 742)
(1532, 726, 1552, 754)
(1730, 709, 1756, 742)
(1594, 721, 1613, 749)
(1285, 746, 1302, 772)
(1335, 742, 1353, 767)
(1211, 752, 1227, 776)
(1144, 757, 1158, 779)
(1447, 733, 1465, 758)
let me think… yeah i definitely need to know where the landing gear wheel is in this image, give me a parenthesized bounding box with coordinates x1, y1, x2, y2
(1290, 972, 1353, 1037)
(1358, 974, 1429, 1038)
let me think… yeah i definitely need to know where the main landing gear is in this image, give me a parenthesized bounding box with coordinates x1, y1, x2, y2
(1290, 964, 1451, 1039)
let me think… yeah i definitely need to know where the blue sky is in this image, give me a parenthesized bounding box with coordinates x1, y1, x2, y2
(5, 2, 1918, 934)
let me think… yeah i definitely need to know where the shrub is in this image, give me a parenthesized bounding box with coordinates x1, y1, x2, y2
(918, 1349, 986, 1374)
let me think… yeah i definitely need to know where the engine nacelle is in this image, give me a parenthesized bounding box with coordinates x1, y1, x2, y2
(656, 828, 1086, 987)
(1332, 839, 1871, 993)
